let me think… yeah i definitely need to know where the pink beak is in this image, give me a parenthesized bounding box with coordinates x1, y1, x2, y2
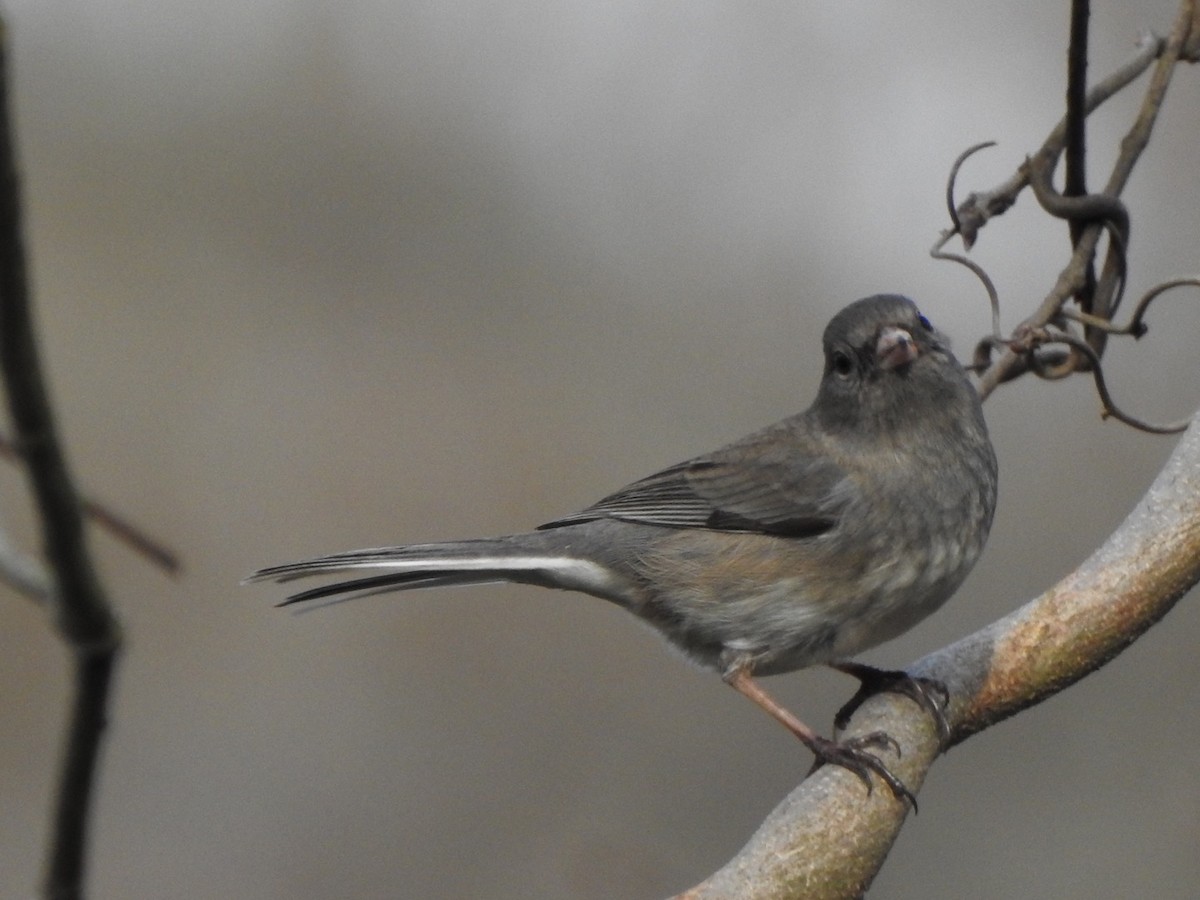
(876, 326, 919, 370)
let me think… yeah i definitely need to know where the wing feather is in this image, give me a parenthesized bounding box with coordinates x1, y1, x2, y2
(539, 414, 849, 537)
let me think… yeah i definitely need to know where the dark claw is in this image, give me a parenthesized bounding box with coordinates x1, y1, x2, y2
(810, 732, 918, 810)
(832, 663, 952, 744)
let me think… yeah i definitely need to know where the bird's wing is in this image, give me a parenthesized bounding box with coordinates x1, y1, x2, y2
(539, 417, 850, 537)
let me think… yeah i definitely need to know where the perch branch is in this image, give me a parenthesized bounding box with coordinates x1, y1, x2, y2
(674, 407, 1200, 900)
(677, 6, 1199, 895)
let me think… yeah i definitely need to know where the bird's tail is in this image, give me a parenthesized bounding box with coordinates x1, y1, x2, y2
(245, 534, 619, 607)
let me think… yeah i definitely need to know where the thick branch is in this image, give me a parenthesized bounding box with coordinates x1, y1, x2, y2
(673, 410, 1200, 899)
(0, 19, 121, 900)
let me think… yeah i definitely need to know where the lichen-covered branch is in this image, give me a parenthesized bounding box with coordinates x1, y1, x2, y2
(673, 2, 1199, 895)
(674, 408, 1200, 900)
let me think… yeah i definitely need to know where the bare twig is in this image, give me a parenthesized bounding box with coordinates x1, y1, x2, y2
(933, 142, 1003, 338)
(932, 232, 1002, 339)
(1060, 275, 1200, 336)
(976, 1, 1194, 399)
(0, 431, 180, 575)
(0, 19, 121, 900)
(1030, 331, 1188, 433)
(1065, 0, 1091, 249)
(1024, 148, 1130, 336)
(950, 31, 1161, 247)
(0, 515, 51, 601)
(77, 499, 178, 574)
(944, 140, 996, 248)
(938, 29, 1164, 391)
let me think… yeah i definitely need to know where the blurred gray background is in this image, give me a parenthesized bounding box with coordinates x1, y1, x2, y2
(2, 2, 1198, 897)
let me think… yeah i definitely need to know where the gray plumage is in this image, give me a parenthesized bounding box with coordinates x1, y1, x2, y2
(248, 294, 998, 800)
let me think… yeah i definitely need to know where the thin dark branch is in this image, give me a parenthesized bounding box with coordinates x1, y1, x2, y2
(78, 499, 178, 574)
(944, 140, 996, 247)
(1065, 0, 1102, 344)
(0, 431, 180, 574)
(1060, 276, 1200, 336)
(1024, 148, 1130, 324)
(1037, 332, 1188, 433)
(977, 4, 1193, 399)
(0, 19, 121, 900)
(949, 31, 1161, 247)
(0, 517, 51, 601)
(1065, 0, 1091, 239)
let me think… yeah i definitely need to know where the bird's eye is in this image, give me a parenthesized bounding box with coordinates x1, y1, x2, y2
(831, 350, 854, 377)
(917, 313, 933, 331)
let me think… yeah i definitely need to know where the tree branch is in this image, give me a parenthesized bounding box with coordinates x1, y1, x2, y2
(674, 408, 1200, 899)
(675, 4, 1199, 895)
(0, 19, 122, 900)
(976, 0, 1195, 397)
(0, 514, 52, 602)
(1064, 0, 1090, 249)
(949, 30, 1161, 250)
(0, 431, 181, 575)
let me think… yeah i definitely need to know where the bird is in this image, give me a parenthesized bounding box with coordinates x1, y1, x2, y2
(247, 294, 998, 803)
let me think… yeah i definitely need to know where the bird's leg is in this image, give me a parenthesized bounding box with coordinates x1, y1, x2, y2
(722, 663, 915, 806)
(829, 661, 951, 743)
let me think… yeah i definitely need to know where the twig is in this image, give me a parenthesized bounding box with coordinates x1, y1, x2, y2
(933, 142, 1002, 337)
(976, 2, 1194, 398)
(0, 515, 51, 601)
(1029, 331, 1188, 433)
(1024, 148, 1129, 324)
(944, 140, 996, 247)
(1060, 276, 1200, 336)
(78, 499, 178, 573)
(0, 431, 180, 574)
(1065, 0, 1090, 248)
(0, 19, 121, 900)
(950, 30, 1161, 247)
(938, 31, 1162, 389)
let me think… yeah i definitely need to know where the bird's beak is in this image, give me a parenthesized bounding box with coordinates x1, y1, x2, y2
(876, 326, 919, 370)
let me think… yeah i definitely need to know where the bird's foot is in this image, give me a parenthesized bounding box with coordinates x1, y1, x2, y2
(809, 731, 916, 808)
(831, 662, 951, 743)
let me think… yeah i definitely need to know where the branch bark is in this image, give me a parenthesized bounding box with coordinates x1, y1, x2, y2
(675, 3, 1200, 894)
(674, 409, 1200, 899)
(0, 19, 122, 900)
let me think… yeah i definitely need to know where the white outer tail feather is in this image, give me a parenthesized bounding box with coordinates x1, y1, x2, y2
(249, 545, 623, 608)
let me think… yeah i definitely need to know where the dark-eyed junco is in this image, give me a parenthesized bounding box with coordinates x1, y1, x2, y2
(249, 294, 997, 802)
